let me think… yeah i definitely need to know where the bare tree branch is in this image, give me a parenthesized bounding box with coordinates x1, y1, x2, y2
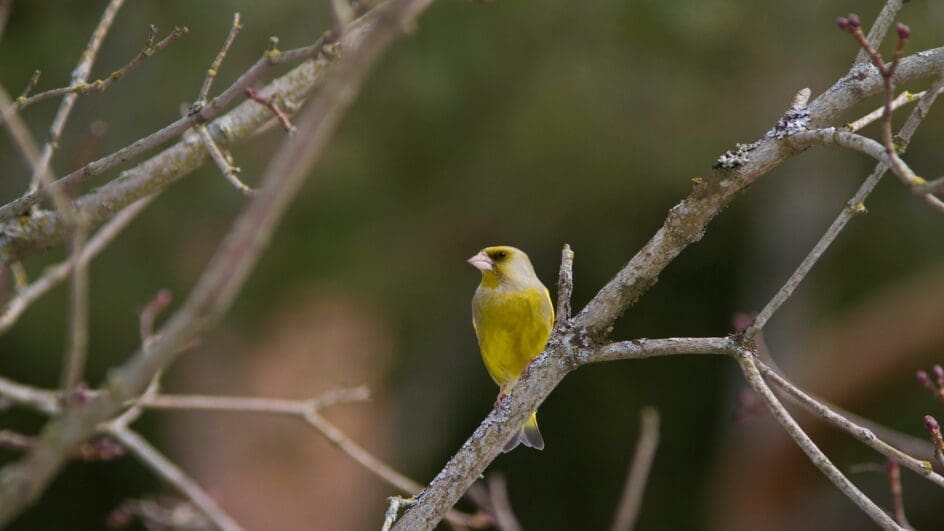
(0, 3, 940, 529)
(196, 13, 242, 107)
(0, 1, 439, 524)
(744, 72, 944, 339)
(735, 350, 902, 530)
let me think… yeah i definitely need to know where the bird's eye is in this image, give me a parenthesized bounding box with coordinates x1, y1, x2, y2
(493, 250, 507, 260)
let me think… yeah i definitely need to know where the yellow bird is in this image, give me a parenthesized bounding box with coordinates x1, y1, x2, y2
(468, 245, 554, 452)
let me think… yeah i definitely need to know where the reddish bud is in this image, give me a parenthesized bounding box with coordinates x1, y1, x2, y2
(847, 13, 861, 28)
(70, 382, 93, 405)
(89, 437, 125, 460)
(917, 370, 932, 388)
(925, 414, 939, 431)
(105, 506, 133, 528)
(836, 16, 850, 30)
(154, 289, 172, 307)
(896, 22, 910, 40)
(934, 364, 944, 384)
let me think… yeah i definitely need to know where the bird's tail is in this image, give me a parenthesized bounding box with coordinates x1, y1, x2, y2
(503, 411, 545, 452)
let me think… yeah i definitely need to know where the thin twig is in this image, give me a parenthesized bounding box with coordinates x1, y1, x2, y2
(735, 350, 902, 530)
(610, 407, 660, 531)
(106, 498, 211, 530)
(486, 474, 522, 531)
(60, 212, 92, 391)
(846, 90, 923, 132)
(304, 408, 422, 494)
(8, 263, 27, 291)
(17, 70, 41, 102)
(196, 124, 254, 195)
(107, 427, 243, 531)
(139, 289, 172, 347)
(139, 388, 369, 416)
(331, 0, 356, 29)
(887, 459, 912, 529)
(245, 88, 296, 132)
(917, 176, 944, 195)
(10, 26, 187, 112)
(196, 13, 242, 107)
(554, 244, 574, 330)
(382, 496, 416, 531)
(0, 375, 57, 414)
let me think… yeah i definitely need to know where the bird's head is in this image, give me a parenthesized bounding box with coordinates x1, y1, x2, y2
(467, 245, 538, 288)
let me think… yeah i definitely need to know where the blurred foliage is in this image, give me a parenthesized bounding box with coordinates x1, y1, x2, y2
(1, 1, 944, 530)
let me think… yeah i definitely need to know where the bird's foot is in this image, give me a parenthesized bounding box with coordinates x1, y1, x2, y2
(494, 389, 507, 408)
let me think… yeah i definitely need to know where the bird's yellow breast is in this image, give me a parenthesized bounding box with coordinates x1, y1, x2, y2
(472, 285, 554, 387)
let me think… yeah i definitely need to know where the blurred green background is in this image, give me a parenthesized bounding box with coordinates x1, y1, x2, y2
(2, 1, 944, 529)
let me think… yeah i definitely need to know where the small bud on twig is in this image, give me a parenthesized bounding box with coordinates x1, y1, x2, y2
(923, 415, 944, 468)
(896, 22, 910, 41)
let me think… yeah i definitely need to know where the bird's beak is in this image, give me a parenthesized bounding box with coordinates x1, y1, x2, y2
(467, 251, 494, 272)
